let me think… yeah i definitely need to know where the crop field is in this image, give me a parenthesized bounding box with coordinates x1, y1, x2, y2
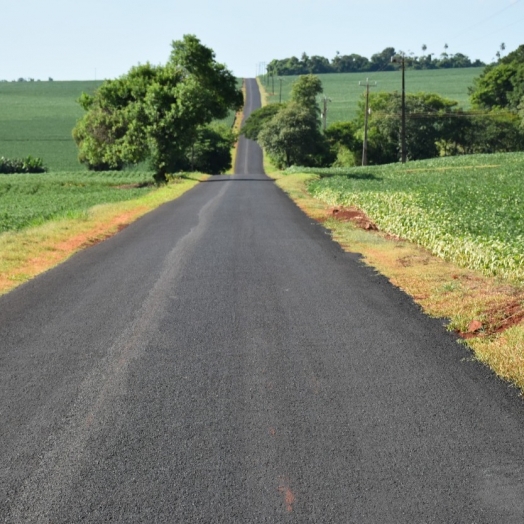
(0, 78, 242, 173)
(296, 152, 524, 282)
(0, 171, 156, 233)
(0, 81, 102, 172)
(262, 67, 484, 123)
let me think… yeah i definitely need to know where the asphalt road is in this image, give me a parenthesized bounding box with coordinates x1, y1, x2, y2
(1, 78, 524, 523)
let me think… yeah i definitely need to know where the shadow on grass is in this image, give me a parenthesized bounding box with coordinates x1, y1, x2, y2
(316, 171, 382, 182)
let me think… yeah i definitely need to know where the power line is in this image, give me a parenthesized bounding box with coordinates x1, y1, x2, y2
(458, 14, 524, 47)
(448, 0, 521, 41)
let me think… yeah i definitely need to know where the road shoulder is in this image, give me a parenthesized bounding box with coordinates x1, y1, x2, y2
(268, 168, 524, 394)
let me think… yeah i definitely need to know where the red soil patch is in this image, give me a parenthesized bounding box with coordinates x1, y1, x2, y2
(330, 207, 378, 231)
(459, 299, 524, 339)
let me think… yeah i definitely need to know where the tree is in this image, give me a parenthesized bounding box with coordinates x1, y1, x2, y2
(370, 47, 396, 71)
(470, 44, 524, 111)
(290, 74, 323, 114)
(324, 121, 358, 166)
(258, 102, 326, 168)
(240, 103, 284, 141)
(250, 75, 331, 168)
(189, 124, 236, 174)
(73, 35, 243, 180)
(467, 111, 523, 153)
(354, 91, 460, 163)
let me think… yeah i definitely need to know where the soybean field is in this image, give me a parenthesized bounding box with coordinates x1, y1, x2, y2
(298, 152, 524, 282)
(0, 81, 102, 172)
(263, 67, 484, 123)
(0, 171, 155, 233)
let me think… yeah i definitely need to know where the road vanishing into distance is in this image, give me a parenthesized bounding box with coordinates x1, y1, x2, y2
(1, 79, 524, 523)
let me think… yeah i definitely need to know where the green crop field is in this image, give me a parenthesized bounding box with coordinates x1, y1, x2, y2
(0, 81, 102, 172)
(0, 171, 156, 233)
(294, 152, 524, 282)
(0, 77, 243, 174)
(262, 67, 484, 124)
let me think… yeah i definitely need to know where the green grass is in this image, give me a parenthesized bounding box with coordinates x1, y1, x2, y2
(0, 170, 156, 232)
(0, 81, 103, 172)
(263, 67, 484, 123)
(297, 152, 524, 282)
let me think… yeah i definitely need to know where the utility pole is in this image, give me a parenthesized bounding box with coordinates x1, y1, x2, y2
(321, 95, 332, 131)
(271, 69, 274, 94)
(279, 77, 283, 103)
(391, 54, 407, 163)
(359, 78, 377, 166)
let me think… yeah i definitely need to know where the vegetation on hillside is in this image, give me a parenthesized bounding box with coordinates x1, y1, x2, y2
(0, 80, 102, 171)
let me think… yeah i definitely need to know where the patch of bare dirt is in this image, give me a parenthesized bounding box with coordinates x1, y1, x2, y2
(331, 207, 378, 231)
(460, 299, 524, 339)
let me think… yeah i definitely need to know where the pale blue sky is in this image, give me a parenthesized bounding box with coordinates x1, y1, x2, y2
(2, 0, 523, 81)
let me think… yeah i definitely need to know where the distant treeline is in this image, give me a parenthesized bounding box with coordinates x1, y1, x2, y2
(267, 48, 486, 76)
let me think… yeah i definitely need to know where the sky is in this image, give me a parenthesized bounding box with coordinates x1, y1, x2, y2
(2, 0, 523, 81)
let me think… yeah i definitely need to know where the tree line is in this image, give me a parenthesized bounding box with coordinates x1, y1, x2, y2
(267, 47, 485, 76)
(244, 45, 524, 168)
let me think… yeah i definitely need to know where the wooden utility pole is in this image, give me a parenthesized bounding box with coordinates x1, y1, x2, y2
(359, 78, 377, 166)
(391, 54, 407, 163)
(321, 96, 332, 131)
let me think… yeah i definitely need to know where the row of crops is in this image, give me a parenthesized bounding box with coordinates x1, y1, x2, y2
(0, 171, 155, 232)
(298, 152, 524, 282)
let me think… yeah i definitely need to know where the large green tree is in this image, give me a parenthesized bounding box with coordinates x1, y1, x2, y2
(258, 102, 325, 168)
(240, 103, 284, 141)
(241, 74, 330, 168)
(290, 74, 323, 114)
(73, 35, 243, 180)
(353, 91, 461, 163)
(469, 44, 524, 111)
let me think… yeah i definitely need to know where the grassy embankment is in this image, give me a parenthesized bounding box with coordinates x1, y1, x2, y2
(263, 67, 483, 122)
(257, 74, 524, 392)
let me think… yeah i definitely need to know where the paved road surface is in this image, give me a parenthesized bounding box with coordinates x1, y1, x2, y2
(1, 79, 524, 522)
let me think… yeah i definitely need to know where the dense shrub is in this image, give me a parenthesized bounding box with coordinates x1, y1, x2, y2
(0, 156, 47, 174)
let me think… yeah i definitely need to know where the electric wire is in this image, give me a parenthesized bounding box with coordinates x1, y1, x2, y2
(448, 0, 521, 41)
